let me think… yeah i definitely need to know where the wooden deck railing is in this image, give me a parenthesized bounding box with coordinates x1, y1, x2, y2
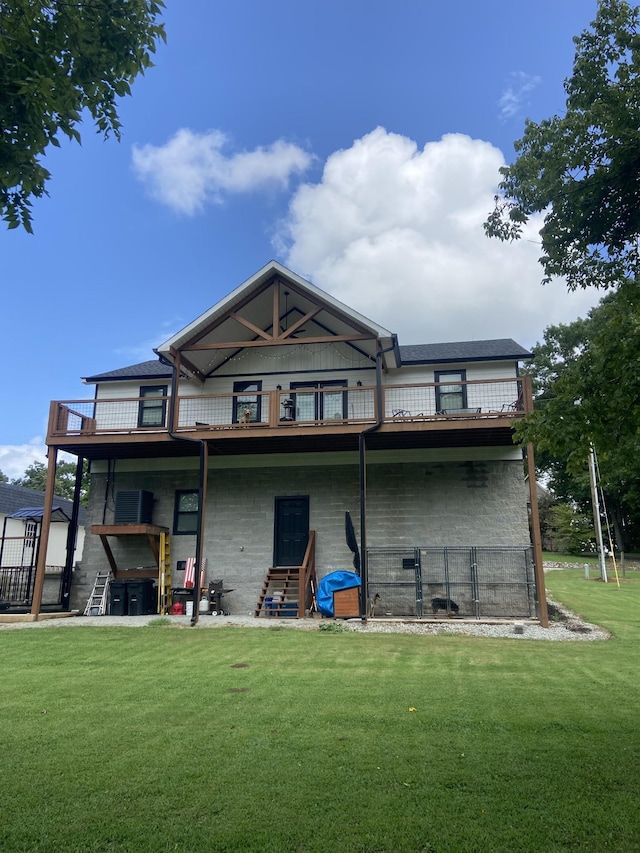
(47, 377, 530, 439)
(299, 530, 317, 617)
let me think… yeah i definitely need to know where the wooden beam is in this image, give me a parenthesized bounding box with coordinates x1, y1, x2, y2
(272, 283, 280, 339)
(99, 534, 119, 575)
(91, 524, 169, 536)
(183, 333, 373, 351)
(187, 277, 275, 346)
(526, 443, 548, 627)
(147, 533, 160, 565)
(176, 353, 206, 384)
(229, 312, 272, 340)
(170, 348, 181, 427)
(277, 306, 322, 340)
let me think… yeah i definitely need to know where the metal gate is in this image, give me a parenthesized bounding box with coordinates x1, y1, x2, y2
(0, 532, 67, 612)
(366, 546, 537, 619)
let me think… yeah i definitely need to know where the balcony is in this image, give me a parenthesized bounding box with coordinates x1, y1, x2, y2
(47, 377, 530, 459)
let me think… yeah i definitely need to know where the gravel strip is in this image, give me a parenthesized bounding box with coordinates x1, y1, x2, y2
(0, 606, 609, 641)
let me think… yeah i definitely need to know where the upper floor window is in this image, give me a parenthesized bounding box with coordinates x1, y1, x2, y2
(233, 381, 262, 423)
(138, 385, 167, 428)
(290, 380, 347, 421)
(435, 370, 467, 413)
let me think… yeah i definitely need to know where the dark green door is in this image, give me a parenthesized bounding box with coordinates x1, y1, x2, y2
(274, 496, 309, 566)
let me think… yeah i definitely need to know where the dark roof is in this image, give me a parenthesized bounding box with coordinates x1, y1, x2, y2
(83, 360, 171, 383)
(0, 483, 87, 526)
(83, 340, 532, 383)
(399, 339, 532, 365)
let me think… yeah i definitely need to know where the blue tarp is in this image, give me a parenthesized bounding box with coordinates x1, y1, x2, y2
(317, 570, 361, 617)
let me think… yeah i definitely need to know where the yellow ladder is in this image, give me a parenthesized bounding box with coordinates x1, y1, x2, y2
(158, 532, 172, 614)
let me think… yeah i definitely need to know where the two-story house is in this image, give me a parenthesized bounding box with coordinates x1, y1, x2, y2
(32, 261, 547, 624)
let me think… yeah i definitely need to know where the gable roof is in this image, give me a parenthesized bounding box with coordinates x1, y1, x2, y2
(155, 261, 400, 377)
(399, 339, 532, 365)
(81, 265, 533, 385)
(0, 482, 87, 525)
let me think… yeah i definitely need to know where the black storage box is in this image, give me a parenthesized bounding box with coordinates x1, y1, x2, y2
(109, 580, 128, 616)
(127, 579, 156, 615)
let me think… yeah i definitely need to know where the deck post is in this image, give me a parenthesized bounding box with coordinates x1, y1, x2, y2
(30, 448, 58, 620)
(359, 433, 367, 619)
(190, 440, 209, 625)
(526, 443, 548, 627)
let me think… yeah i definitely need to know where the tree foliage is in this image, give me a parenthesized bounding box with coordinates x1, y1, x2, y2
(517, 284, 640, 548)
(0, 0, 165, 232)
(485, 0, 640, 291)
(12, 459, 89, 505)
(548, 502, 596, 555)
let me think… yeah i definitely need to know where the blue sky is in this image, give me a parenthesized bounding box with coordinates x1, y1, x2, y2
(1, 0, 602, 478)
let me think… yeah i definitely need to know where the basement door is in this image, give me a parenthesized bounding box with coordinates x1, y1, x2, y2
(274, 496, 309, 566)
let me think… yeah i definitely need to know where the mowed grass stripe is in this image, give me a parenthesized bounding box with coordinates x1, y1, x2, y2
(1, 571, 639, 852)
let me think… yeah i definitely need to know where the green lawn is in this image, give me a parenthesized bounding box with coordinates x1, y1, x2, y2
(1, 573, 639, 852)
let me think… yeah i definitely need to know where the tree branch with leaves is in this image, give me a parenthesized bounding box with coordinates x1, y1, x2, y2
(0, 0, 165, 232)
(485, 0, 640, 291)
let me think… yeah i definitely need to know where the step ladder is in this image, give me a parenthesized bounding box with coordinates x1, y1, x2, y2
(158, 532, 172, 615)
(83, 571, 111, 616)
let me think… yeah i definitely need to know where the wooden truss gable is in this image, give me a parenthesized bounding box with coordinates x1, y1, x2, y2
(165, 272, 391, 380)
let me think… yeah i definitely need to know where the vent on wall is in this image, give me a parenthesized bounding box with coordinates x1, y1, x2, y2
(114, 490, 154, 524)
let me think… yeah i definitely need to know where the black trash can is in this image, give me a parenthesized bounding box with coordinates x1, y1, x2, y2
(109, 580, 128, 616)
(127, 579, 156, 615)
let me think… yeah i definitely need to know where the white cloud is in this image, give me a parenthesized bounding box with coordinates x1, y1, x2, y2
(277, 127, 599, 350)
(499, 71, 541, 119)
(0, 440, 81, 483)
(0, 439, 48, 481)
(132, 129, 312, 214)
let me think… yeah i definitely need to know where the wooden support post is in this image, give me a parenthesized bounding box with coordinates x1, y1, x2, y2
(526, 443, 548, 627)
(99, 535, 120, 575)
(191, 441, 209, 625)
(170, 348, 182, 429)
(523, 374, 534, 413)
(30, 448, 58, 620)
(359, 434, 367, 619)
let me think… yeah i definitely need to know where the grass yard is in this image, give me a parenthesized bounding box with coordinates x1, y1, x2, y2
(1, 572, 639, 852)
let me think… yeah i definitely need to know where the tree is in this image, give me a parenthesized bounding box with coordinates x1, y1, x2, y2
(485, 0, 640, 292)
(1, 1, 165, 232)
(548, 502, 596, 555)
(12, 459, 89, 505)
(517, 284, 640, 549)
(0, 469, 8, 482)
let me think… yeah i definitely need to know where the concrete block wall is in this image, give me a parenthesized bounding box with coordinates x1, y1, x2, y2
(74, 458, 530, 614)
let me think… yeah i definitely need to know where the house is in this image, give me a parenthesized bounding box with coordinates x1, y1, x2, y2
(0, 482, 86, 611)
(34, 261, 547, 623)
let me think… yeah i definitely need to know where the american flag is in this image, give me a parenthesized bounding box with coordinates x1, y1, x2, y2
(184, 556, 207, 589)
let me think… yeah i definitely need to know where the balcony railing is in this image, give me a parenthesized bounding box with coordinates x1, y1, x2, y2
(48, 377, 529, 439)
